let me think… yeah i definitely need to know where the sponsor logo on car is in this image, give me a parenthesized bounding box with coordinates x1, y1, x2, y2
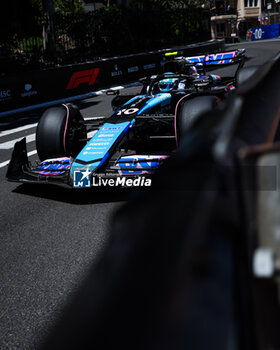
(89, 142, 110, 146)
(102, 127, 122, 131)
(116, 155, 168, 175)
(67, 68, 100, 90)
(73, 169, 91, 188)
(186, 51, 236, 65)
(98, 134, 114, 138)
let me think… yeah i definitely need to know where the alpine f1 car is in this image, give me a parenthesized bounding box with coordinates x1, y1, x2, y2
(6, 49, 246, 188)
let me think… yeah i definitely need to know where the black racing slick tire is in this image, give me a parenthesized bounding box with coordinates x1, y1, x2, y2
(235, 65, 260, 86)
(176, 95, 218, 144)
(36, 103, 86, 161)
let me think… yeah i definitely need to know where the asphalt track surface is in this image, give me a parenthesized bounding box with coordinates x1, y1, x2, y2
(0, 39, 279, 349)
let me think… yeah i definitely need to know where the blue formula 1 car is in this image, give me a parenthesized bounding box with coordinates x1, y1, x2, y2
(6, 49, 246, 188)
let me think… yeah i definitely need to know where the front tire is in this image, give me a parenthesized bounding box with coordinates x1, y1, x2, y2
(36, 103, 86, 161)
(176, 95, 218, 144)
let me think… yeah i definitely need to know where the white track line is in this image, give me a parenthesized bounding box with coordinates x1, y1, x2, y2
(0, 130, 97, 170)
(0, 75, 130, 170)
(0, 123, 37, 138)
(0, 116, 105, 139)
(0, 134, 35, 150)
(0, 129, 97, 150)
(0, 150, 37, 169)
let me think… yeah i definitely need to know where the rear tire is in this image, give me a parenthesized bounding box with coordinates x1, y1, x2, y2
(176, 95, 218, 144)
(36, 103, 86, 161)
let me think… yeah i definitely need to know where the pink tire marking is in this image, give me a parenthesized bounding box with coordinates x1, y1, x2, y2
(62, 104, 70, 153)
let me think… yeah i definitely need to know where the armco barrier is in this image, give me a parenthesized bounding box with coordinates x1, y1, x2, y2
(0, 40, 224, 113)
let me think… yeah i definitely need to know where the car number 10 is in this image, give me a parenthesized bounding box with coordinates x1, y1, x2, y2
(117, 108, 139, 116)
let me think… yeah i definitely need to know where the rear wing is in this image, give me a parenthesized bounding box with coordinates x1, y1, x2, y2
(185, 49, 246, 66)
(163, 49, 246, 66)
(162, 49, 246, 76)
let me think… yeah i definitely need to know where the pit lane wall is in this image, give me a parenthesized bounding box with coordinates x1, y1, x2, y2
(0, 40, 224, 113)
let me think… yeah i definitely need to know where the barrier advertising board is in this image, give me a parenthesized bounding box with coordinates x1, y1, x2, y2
(247, 24, 279, 41)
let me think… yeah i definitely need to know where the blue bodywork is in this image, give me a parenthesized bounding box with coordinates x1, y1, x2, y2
(70, 121, 132, 174)
(70, 93, 171, 176)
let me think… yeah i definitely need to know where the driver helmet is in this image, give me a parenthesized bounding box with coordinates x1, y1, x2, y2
(189, 65, 199, 77)
(158, 72, 179, 92)
(185, 59, 199, 78)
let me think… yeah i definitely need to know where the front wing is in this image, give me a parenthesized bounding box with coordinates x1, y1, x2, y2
(6, 138, 168, 188)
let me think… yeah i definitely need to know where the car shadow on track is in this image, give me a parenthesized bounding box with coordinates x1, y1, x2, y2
(12, 183, 142, 205)
(75, 99, 109, 110)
